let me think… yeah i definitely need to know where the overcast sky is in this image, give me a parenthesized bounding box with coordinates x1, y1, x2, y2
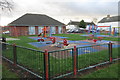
(0, 0, 119, 26)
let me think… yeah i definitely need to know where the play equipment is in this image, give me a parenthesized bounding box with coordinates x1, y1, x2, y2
(50, 37, 56, 44)
(88, 25, 98, 35)
(63, 39, 69, 46)
(112, 27, 120, 36)
(37, 26, 48, 42)
(97, 26, 112, 36)
(88, 25, 112, 37)
(52, 37, 56, 44)
(38, 32, 45, 42)
(38, 26, 54, 38)
(38, 26, 53, 38)
(57, 38, 69, 48)
(38, 33, 43, 37)
(38, 26, 48, 37)
(93, 39, 97, 43)
(37, 39, 44, 42)
(42, 26, 47, 37)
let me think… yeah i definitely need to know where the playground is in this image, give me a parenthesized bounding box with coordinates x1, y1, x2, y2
(2, 25, 120, 79)
(25, 26, 120, 57)
(28, 35, 119, 59)
(2, 32, 120, 79)
(3, 25, 119, 57)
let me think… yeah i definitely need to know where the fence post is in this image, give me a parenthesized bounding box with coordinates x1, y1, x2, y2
(2, 37, 6, 50)
(108, 42, 112, 62)
(73, 46, 77, 75)
(13, 43, 17, 66)
(44, 49, 49, 80)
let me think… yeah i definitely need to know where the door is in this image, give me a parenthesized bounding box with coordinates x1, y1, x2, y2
(29, 26, 35, 35)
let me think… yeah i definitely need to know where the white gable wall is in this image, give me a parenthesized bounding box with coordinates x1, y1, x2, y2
(98, 22, 118, 27)
(97, 22, 119, 31)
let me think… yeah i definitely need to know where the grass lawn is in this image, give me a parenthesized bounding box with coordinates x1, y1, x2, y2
(2, 64, 19, 79)
(3, 34, 39, 50)
(54, 34, 89, 41)
(81, 62, 119, 78)
(3, 44, 119, 78)
(54, 34, 119, 41)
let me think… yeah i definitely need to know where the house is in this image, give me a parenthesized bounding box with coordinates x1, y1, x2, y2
(67, 21, 95, 30)
(98, 15, 120, 32)
(8, 13, 66, 37)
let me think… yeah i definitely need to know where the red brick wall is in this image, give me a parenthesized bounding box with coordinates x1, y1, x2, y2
(35, 26, 38, 35)
(56, 26, 58, 34)
(9, 26, 66, 36)
(62, 26, 66, 33)
(9, 26, 28, 37)
(9, 26, 14, 36)
(17, 26, 28, 36)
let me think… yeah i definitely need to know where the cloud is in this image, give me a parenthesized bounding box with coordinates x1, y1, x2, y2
(1, 0, 119, 26)
(45, 1, 118, 16)
(11, 0, 118, 16)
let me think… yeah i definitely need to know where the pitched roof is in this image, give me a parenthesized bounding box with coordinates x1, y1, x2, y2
(8, 13, 65, 26)
(86, 22, 96, 25)
(98, 16, 120, 23)
(67, 21, 95, 25)
(67, 21, 79, 25)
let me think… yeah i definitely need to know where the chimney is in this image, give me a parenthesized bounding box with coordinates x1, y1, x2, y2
(107, 15, 110, 18)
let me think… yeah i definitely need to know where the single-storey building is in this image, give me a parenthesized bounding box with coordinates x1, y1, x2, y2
(8, 13, 66, 37)
(98, 15, 120, 32)
(67, 21, 95, 30)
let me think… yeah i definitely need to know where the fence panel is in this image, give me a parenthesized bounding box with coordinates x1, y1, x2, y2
(112, 47, 119, 59)
(77, 44, 109, 70)
(2, 42, 118, 79)
(2, 43, 14, 61)
(48, 48, 73, 79)
(16, 46, 44, 77)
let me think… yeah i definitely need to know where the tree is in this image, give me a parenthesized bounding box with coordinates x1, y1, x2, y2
(79, 20, 86, 28)
(0, 0, 14, 11)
